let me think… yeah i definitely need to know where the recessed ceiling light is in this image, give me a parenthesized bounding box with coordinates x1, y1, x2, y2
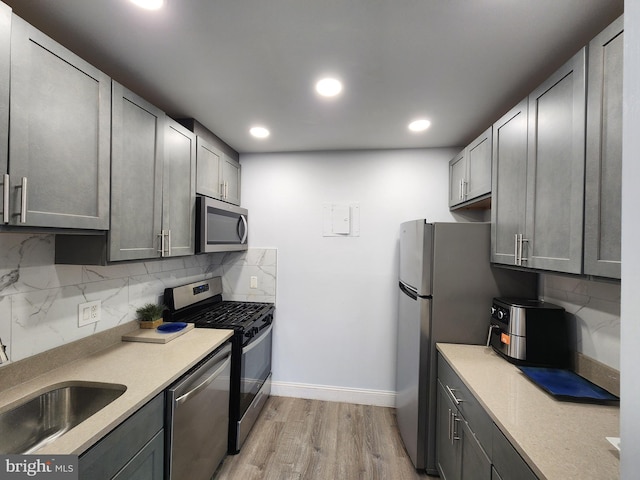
(408, 119, 431, 132)
(250, 126, 270, 139)
(130, 0, 164, 10)
(315, 78, 343, 97)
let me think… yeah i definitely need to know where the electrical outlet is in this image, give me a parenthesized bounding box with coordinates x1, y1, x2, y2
(78, 300, 101, 327)
(250, 276, 258, 289)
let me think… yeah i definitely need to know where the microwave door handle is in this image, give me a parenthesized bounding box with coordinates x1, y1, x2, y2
(239, 214, 248, 243)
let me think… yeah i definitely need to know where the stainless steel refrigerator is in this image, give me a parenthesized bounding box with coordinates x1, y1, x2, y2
(395, 220, 536, 474)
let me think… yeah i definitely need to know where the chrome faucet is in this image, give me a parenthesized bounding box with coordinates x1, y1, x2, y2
(0, 337, 8, 364)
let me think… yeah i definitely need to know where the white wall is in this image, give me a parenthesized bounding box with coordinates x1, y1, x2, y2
(240, 148, 457, 405)
(621, 2, 639, 477)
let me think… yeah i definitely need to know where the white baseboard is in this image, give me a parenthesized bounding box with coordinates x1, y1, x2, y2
(271, 380, 396, 408)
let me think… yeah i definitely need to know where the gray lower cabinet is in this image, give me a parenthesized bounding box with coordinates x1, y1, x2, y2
(109, 83, 196, 262)
(492, 48, 586, 274)
(584, 16, 623, 279)
(437, 362, 492, 480)
(437, 353, 538, 480)
(79, 393, 164, 480)
(7, 14, 111, 229)
(436, 380, 460, 480)
(491, 424, 537, 480)
(449, 127, 492, 209)
(196, 137, 241, 205)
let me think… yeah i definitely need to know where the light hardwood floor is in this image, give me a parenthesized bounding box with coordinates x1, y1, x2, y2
(215, 396, 437, 480)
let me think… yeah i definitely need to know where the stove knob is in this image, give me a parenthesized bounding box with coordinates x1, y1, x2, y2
(497, 309, 508, 321)
(491, 306, 497, 316)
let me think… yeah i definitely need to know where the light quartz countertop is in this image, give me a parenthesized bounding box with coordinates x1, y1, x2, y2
(0, 327, 233, 456)
(437, 343, 619, 480)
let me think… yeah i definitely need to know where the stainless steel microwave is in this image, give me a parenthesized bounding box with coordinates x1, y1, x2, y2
(196, 196, 248, 253)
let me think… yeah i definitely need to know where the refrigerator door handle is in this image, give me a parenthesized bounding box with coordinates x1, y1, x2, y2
(399, 281, 419, 300)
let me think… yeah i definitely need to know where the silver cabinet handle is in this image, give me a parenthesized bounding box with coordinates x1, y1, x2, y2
(2, 174, 8, 224)
(452, 414, 460, 443)
(446, 385, 463, 406)
(520, 235, 529, 263)
(175, 355, 231, 406)
(459, 179, 463, 200)
(167, 229, 171, 257)
(514, 234, 519, 265)
(448, 408, 452, 440)
(17, 177, 27, 224)
(157, 230, 166, 256)
(224, 181, 229, 199)
(462, 180, 467, 200)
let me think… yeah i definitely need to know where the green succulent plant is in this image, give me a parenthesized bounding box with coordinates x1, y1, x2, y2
(136, 303, 165, 322)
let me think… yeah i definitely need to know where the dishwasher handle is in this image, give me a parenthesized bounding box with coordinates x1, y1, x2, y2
(175, 354, 231, 406)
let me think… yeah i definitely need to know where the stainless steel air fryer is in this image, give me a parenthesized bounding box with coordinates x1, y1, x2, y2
(488, 298, 570, 368)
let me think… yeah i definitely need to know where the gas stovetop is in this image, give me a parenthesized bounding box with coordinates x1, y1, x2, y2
(186, 301, 274, 329)
(163, 277, 274, 333)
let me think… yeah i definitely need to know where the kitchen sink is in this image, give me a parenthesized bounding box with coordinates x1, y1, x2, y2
(0, 381, 127, 454)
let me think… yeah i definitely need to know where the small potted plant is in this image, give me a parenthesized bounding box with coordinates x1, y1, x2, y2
(136, 303, 165, 329)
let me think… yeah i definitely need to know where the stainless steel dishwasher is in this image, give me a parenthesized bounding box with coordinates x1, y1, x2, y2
(166, 342, 232, 480)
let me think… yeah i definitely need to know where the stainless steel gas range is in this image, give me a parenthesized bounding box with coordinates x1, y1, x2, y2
(163, 277, 274, 454)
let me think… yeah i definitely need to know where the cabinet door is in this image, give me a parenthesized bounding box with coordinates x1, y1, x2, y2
(163, 119, 196, 257)
(449, 150, 466, 208)
(459, 420, 491, 480)
(525, 48, 586, 274)
(490, 99, 528, 266)
(113, 430, 164, 480)
(436, 381, 460, 480)
(584, 16, 623, 279)
(222, 155, 241, 205)
(196, 137, 222, 199)
(0, 3, 9, 220)
(466, 127, 492, 200)
(9, 15, 110, 229)
(110, 82, 164, 261)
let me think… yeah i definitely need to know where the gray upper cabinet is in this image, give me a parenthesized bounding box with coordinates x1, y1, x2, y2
(449, 150, 466, 207)
(162, 119, 196, 257)
(110, 82, 164, 262)
(492, 49, 586, 275)
(584, 16, 623, 279)
(524, 48, 586, 274)
(465, 127, 492, 201)
(195, 137, 222, 200)
(221, 155, 241, 205)
(110, 84, 196, 262)
(0, 3, 9, 193)
(449, 127, 492, 209)
(491, 99, 528, 266)
(196, 137, 242, 205)
(8, 15, 110, 229)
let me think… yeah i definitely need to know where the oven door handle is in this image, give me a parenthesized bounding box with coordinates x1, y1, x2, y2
(243, 324, 272, 353)
(175, 354, 231, 406)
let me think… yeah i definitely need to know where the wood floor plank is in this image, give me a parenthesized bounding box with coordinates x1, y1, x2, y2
(215, 396, 436, 480)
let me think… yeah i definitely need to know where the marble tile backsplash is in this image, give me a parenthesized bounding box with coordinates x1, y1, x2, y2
(0, 232, 276, 364)
(541, 273, 620, 371)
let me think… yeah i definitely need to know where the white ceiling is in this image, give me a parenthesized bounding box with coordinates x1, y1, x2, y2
(4, 0, 624, 154)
